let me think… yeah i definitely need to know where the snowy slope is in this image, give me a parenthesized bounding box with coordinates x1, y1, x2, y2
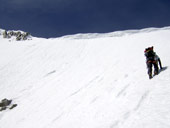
(0, 27, 170, 128)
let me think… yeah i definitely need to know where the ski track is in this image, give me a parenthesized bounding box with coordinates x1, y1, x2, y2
(116, 84, 130, 97)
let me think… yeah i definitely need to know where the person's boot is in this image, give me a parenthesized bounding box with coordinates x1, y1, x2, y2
(154, 70, 158, 75)
(149, 73, 152, 79)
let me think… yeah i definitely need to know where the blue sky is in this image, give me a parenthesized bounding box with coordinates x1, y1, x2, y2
(1, 0, 170, 38)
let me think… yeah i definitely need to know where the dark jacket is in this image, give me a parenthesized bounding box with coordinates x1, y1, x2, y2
(144, 49, 156, 63)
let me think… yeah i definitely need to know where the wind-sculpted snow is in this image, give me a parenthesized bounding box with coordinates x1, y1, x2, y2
(0, 27, 170, 128)
(60, 26, 170, 39)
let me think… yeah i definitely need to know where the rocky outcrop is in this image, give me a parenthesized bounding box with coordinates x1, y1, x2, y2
(2, 30, 31, 41)
(0, 98, 17, 111)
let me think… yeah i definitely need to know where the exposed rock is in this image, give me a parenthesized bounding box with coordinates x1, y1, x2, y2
(0, 106, 7, 111)
(0, 98, 12, 107)
(3, 30, 7, 38)
(0, 98, 17, 111)
(2, 30, 31, 41)
(9, 104, 17, 110)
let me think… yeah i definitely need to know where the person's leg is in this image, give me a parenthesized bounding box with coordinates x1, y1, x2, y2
(153, 62, 159, 75)
(147, 62, 152, 79)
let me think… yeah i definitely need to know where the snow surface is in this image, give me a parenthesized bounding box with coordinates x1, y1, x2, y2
(0, 27, 170, 128)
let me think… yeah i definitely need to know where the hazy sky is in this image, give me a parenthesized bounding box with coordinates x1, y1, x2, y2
(1, 0, 170, 38)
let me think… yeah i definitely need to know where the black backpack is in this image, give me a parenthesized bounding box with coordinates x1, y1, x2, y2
(145, 49, 155, 62)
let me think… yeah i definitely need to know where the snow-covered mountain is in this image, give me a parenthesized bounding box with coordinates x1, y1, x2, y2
(0, 27, 170, 128)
